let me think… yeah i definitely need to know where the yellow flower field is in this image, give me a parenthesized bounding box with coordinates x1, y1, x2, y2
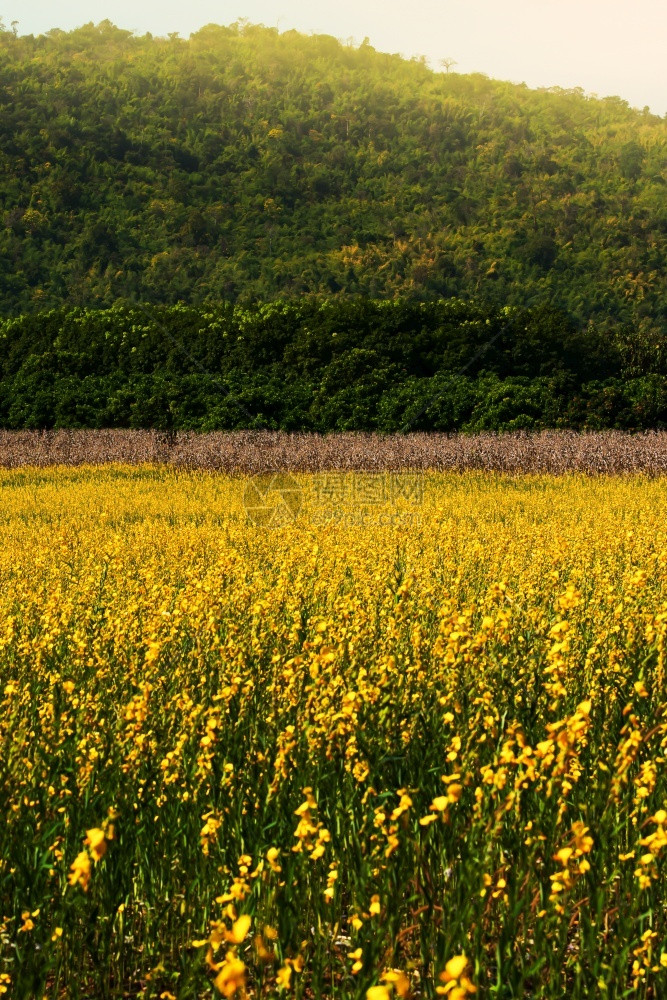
(2, 466, 667, 998)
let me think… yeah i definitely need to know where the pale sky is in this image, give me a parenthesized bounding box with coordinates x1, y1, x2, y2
(6, 0, 666, 115)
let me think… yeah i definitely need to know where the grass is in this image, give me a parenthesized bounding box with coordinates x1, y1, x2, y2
(4, 428, 667, 473)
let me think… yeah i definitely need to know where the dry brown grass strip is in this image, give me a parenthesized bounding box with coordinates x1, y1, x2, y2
(3, 429, 667, 474)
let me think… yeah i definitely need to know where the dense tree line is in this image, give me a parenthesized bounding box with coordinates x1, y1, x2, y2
(0, 20, 665, 338)
(1, 301, 666, 431)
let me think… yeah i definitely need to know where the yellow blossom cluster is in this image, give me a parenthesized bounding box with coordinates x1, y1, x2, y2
(2, 466, 667, 997)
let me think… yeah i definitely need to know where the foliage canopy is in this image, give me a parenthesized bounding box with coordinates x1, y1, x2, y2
(2, 301, 667, 432)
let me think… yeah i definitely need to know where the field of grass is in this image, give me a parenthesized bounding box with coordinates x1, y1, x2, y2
(5, 429, 667, 474)
(3, 465, 667, 998)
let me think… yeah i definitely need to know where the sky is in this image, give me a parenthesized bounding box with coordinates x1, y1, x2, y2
(5, 0, 666, 115)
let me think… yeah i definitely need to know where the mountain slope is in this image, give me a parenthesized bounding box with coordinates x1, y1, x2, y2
(0, 20, 665, 332)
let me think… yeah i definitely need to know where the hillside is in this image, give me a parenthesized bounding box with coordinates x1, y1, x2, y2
(0, 19, 665, 335)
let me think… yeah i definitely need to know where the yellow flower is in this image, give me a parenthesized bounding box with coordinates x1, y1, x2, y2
(85, 828, 107, 862)
(442, 955, 468, 981)
(276, 964, 292, 989)
(68, 850, 92, 891)
(213, 953, 246, 998)
(571, 822, 594, 855)
(446, 784, 463, 803)
(382, 969, 410, 997)
(266, 846, 282, 872)
(554, 847, 573, 865)
(225, 914, 251, 944)
(367, 987, 391, 1000)
(145, 641, 161, 664)
(350, 948, 363, 974)
(436, 954, 476, 996)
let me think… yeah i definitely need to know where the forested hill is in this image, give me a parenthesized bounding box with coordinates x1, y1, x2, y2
(1, 20, 665, 333)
